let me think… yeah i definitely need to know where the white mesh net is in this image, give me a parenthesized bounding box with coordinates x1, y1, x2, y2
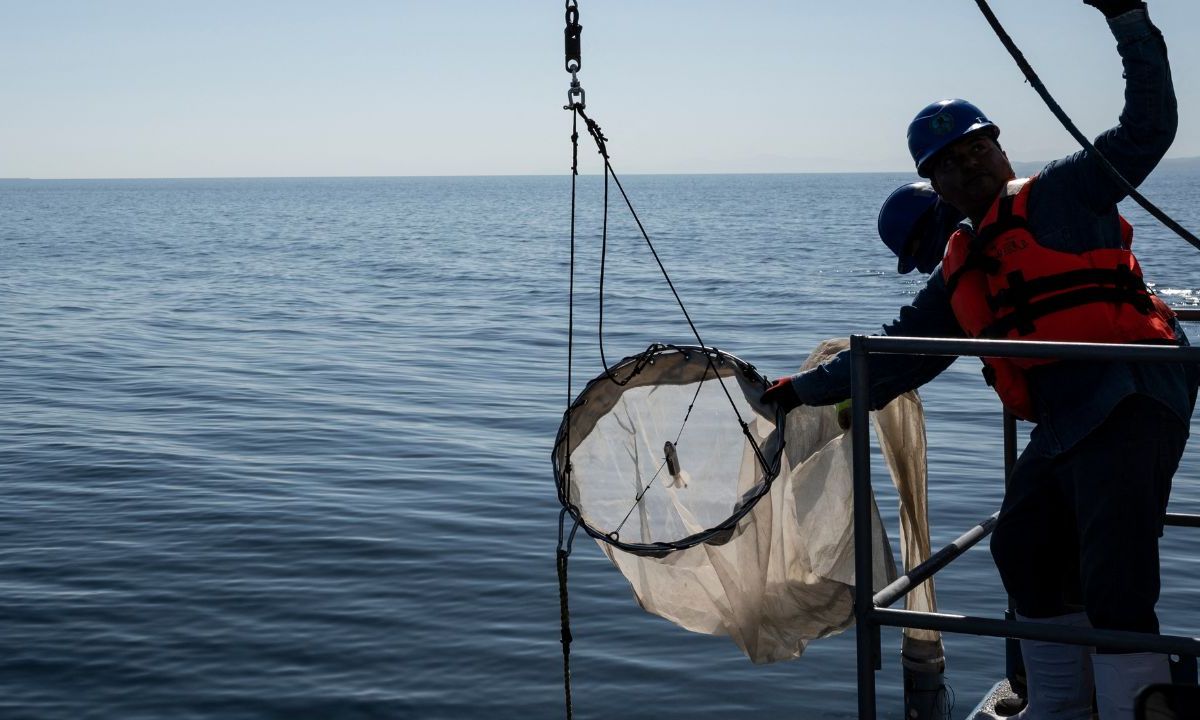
(555, 340, 942, 664)
(555, 345, 784, 556)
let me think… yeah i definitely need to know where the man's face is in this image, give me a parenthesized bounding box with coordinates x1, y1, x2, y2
(928, 131, 1015, 222)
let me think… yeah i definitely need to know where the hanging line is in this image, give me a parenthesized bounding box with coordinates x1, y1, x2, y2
(558, 4, 583, 717)
(565, 106, 779, 536)
(561, 1, 779, 549)
(608, 361, 712, 539)
(572, 104, 775, 477)
(974, 0, 1200, 252)
(556, 2, 781, 715)
(559, 0, 587, 537)
(562, 103, 579, 512)
(556, 506, 581, 720)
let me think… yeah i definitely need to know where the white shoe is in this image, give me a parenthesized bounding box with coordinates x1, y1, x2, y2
(1014, 612, 1095, 720)
(1092, 651, 1171, 720)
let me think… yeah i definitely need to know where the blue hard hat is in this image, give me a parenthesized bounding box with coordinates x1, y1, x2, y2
(907, 99, 999, 178)
(877, 182, 964, 274)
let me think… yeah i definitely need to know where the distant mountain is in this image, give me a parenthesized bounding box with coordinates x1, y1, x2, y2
(1011, 155, 1200, 176)
(1160, 156, 1200, 170)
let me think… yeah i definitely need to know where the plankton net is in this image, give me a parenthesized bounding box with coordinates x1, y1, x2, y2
(553, 338, 939, 665)
(553, 344, 786, 557)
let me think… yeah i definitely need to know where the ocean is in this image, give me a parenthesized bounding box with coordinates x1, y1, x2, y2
(1, 170, 1197, 719)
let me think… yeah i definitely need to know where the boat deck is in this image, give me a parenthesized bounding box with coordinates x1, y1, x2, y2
(965, 680, 1021, 719)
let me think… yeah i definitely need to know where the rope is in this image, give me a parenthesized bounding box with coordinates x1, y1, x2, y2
(974, 0, 1200, 252)
(560, 81, 581, 720)
(554, 3, 780, 714)
(563, 109, 578, 509)
(574, 105, 776, 477)
(556, 507, 582, 720)
(610, 356, 710, 538)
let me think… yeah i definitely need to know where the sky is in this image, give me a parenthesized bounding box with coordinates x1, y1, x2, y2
(2, 0, 1198, 179)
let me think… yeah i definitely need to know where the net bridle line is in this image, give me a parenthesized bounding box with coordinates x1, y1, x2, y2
(576, 106, 775, 480)
(609, 348, 710, 538)
(556, 344, 784, 557)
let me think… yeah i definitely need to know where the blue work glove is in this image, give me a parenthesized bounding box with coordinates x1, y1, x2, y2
(1083, 0, 1145, 18)
(762, 376, 804, 412)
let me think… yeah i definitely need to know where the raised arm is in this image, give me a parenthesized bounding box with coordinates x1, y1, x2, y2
(1047, 4, 1176, 212)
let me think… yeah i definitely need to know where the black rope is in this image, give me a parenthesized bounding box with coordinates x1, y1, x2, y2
(556, 507, 581, 720)
(559, 80, 581, 720)
(564, 109, 578, 508)
(596, 125, 619, 383)
(554, 2, 780, 712)
(974, 0, 1200, 252)
(559, 6, 583, 718)
(611, 460, 669, 540)
(610, 355, 711, 538)
(559, 4, 778, 558)
(555, 549, 573, 720)
(574, 105, 775, 478)
(577, 113, 657, 389)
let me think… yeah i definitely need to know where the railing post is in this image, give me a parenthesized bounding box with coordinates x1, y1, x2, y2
(846, 334, 1200, 717)
(1002, 410, 1017, 479)
(851, 335, 877, 720)
(1002, 411, 1027, 707)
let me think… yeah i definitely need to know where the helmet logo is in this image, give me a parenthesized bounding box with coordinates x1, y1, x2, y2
(929, 112, 955, 135)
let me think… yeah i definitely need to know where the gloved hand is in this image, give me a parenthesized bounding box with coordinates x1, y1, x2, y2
(835, 399, 853, 430)
(1083, 0, 1146, 18)
(762, 376, 803, 412)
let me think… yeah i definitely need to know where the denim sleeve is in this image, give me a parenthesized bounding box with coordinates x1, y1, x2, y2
(789, 271, 962, 409)
(1041, 9, 1176, 213)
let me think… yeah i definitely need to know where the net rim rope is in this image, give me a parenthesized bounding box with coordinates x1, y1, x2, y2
(553, 343, 787, 558)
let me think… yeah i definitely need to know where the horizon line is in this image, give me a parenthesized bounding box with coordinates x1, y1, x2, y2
(1, 169, 915, 182)
(3, 155, 1197, 182)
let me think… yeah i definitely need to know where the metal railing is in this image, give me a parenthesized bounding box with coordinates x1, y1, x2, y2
(850, 306, 1200, 719)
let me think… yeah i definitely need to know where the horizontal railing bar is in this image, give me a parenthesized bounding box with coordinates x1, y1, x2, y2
(871, 607, 1200, 656)
(873, 511, 1199, 611)
(874, 512, 999, 609)
(860, 335, 1200, 363)
(853, 308, 1199, 719)
(1175, 308, 1200, 322)
(1166, 512, 1200, 528)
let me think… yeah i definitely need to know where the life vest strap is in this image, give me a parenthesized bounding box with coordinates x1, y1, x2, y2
(944, 246, 1002, 296)
(975, 215, 1030, 249)
(987, 265, 1150, 313)
(944, 209, 1031, 297)
(980, 285, 1157, 338)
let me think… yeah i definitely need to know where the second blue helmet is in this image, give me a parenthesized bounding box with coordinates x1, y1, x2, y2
(878, 182, 965, 274)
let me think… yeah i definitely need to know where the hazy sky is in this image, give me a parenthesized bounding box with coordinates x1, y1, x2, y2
(3, 1, 1198, 178)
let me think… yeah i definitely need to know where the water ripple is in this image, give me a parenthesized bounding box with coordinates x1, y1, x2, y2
(1, 175, 1197, 718)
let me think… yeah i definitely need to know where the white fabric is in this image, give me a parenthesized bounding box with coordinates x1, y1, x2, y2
(562, 347, 784, 551)
(1092, 652, 1171, 720)
(598, 339, 943, 663)
(1014, 612, 1094, 720)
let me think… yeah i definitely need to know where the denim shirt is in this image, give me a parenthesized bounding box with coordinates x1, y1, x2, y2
(791, 9, 1198, 455)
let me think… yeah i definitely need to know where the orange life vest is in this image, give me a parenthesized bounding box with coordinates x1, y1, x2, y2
(940, 176, 1177, 421)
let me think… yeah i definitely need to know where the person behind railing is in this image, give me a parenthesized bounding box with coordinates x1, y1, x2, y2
(764, 2, 1200, 718)
(877, 180, 1044, 716)
(877, 181, 963, 276)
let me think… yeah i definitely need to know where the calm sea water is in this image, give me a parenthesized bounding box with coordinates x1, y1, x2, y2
(1, 171, 1198, 720)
